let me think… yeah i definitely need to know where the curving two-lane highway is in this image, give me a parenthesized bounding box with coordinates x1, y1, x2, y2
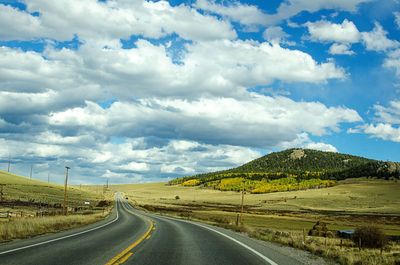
(0, 196, 304, 265)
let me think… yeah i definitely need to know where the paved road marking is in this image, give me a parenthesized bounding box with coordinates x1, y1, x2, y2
(104, 221, 154, 265)
(116, 252, 133, 265)
(193, 222, 279, 265)
(0, 202, 120, 255)
(136, 209, 279, 265)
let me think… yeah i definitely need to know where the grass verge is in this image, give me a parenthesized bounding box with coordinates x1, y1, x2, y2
(0, 210, 111, 242)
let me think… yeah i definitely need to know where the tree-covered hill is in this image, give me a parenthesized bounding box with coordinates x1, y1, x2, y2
(169, 149, 400, 193)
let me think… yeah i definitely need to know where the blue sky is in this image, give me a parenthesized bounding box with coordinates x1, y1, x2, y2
(0, 0, 399, 184)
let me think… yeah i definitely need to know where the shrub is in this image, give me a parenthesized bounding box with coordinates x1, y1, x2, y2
(352, 225, 387, 249)
(182, 179, 201, 186)
(175, 195, 180, 200)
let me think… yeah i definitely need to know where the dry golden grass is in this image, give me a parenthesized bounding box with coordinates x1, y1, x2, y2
(113, 179, 400, 265)
(0, 170, 103, 206)
(112, 179, 400, 214)
(248, 228, 400, 265)
(0, 211, 110, 242)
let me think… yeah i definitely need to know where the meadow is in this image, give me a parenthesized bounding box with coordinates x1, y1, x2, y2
(0, 170, 111, 242)
(112, 178, 400, 265)
(0, 170, 103, 206)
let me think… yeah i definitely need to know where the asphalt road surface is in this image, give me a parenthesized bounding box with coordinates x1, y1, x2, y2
(0, 196, 304, 265)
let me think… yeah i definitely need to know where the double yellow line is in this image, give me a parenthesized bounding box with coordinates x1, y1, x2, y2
(105, 212, 154, 265)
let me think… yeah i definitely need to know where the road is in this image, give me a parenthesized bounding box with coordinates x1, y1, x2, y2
(0, 196, 304, 265)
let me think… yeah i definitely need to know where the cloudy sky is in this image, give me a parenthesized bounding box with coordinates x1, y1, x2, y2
(0, 0, 399, 184)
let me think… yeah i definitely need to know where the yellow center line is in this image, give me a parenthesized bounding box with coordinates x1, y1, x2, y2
(104, 221, 154, 265)
(115, 252, 133, 265)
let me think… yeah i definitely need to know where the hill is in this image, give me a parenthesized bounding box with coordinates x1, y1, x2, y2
(169, 149, 400, 193)
(0, 170, 102, 206)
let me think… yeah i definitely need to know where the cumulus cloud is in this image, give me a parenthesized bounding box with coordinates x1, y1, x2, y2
(0, 1, 237, 42)
(349, 100, 400, 143)
(304, 142, 338, 152)
(0, 4, 42, 41)
(48, 96, 361, 148)
(305, 19, 361, 43)
(264, 0, 371, 24)
(329, 43, 355, 55)
(263, 26, 293, 45)
(384, 49, 400, 77)
(361, 22, 399, 52)
(195, 0, 267, 27)
(0, 1, 368, 184)
(195, 0, 371, 26)
(0, 40, 346, 107)
(353, 123, 400, 142)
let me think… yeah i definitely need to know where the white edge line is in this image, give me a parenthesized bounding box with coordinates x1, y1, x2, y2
(193, 222, 279, 265)
(125, 204, 278, 265)
(0, 200, 120, 255)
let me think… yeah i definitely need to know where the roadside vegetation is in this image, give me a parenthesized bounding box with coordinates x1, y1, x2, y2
(0, 170, 113, 242)
(0, 210, 111, 242)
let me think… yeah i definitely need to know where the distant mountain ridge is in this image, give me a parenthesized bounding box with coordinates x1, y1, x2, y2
(170, 148, 400, 185)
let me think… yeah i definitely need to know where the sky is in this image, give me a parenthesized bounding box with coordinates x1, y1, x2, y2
(0, 0, 399, 185)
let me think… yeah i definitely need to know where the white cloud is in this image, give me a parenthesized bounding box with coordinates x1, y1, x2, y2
(0, 39, 346, 111)
(195, 0, 371, 26)
(329, 43, 355, 55)
(356, 123, 400, 142)
(373, 100, 400, 125)
(263, 26, 292, 45)
(384, 49, 400, 77)
(195, 0, 267, 27)
(119, 162, 150, 172)
(48, 95, 361, 148)
(0, 1, 237, 42)
(0, 4, 42, 41)
(184, 40, 346, 87)
(305, 19, 361, 43)
(350, 100, 400, 143)
(394, 11, 400, 29)
(304, 142, 338, 152)
(0, 1, 372, 184)
(277, 132, 338, 152)
(265, 0, 371, 24)
(361, 22, 399, 52)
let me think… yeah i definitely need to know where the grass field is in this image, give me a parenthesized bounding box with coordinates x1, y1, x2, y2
(0, 170, 104, 206)
(112, 179, 400, 265)
(111, 179, 400, 235)
(0, 170, 112, 242)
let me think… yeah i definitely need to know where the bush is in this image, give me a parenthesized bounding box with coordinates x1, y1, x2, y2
(175, 195, 180, 200)
(352, 225, 387, 249)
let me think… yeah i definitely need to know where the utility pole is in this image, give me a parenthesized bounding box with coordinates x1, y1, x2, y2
(30, 165, 33, 179)
(7, 154, 10, 172)
(239, 180, 245, 225)
(47, 172, 50, 183)
(63, 166, 70, 215)
(106, 178, 109, 189)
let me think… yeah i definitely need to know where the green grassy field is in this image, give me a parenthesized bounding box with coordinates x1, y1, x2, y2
(111, 178, 400, 235)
